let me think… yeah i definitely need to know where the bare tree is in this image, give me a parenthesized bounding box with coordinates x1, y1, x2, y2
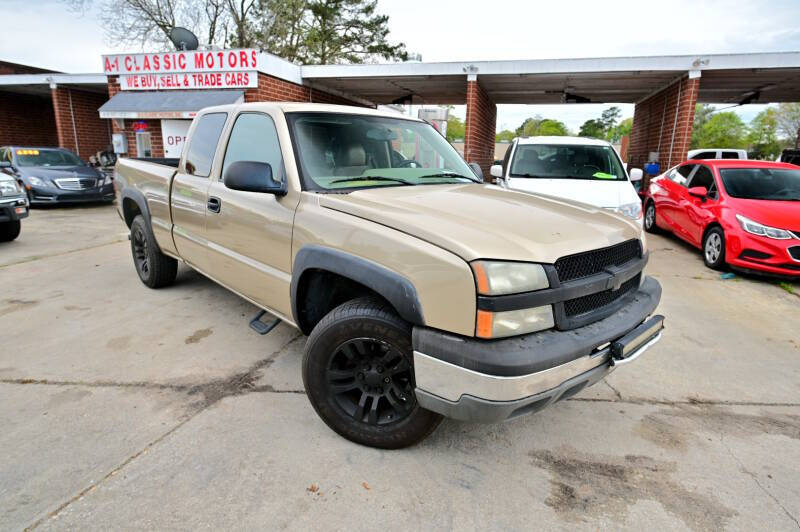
(66, 0, 408, 64)
(66, 0, 233, 50)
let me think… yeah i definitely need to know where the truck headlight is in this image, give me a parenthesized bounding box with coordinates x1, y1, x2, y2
(736, 214, 792, 240)
(607, 202, 642, 221)
(471, 260, 549, 295)
(471, 260, 553, 338)
(476, 306, 554, 339)
(0, 180, 21, 196)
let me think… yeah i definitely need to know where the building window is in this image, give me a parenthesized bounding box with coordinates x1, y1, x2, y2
(136, 131, 152, 157)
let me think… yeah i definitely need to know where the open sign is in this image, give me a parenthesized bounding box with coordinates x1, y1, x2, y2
(161, 120, 192, 158)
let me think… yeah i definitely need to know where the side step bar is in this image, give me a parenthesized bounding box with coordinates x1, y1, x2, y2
(249, 309, 281, 335)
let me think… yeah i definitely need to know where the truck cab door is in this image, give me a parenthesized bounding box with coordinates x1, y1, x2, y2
(170, 112, 228, 273)
(205, 111, 300, 321)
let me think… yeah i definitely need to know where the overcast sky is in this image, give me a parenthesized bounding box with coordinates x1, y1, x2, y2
(4, 0, 799, 131)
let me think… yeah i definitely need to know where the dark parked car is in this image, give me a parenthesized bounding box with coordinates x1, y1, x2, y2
(0, 147, 114, 205)
(0, 171, 28, 241)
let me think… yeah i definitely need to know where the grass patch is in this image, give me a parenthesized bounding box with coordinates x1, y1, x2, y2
(778, 282, 796, 295)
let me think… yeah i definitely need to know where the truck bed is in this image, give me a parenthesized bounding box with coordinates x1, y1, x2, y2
(116, 157, 178, 255)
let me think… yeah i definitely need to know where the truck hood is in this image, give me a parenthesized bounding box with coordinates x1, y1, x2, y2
(319, 184, 641, 263)
(505, 177, 639, 208)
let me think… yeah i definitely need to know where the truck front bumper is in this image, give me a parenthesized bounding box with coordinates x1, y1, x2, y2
(412, 276, 663, 422)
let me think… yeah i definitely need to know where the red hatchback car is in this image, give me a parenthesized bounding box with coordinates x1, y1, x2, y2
(643, 159, 800, 277)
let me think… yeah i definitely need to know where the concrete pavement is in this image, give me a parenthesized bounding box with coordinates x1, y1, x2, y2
(1, 204, 798, 530)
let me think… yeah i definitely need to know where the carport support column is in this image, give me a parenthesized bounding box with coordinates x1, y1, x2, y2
(464, 75, 497, 181)
(628, 74, 699, 170)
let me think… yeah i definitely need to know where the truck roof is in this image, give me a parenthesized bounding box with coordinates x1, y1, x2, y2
(199, 101, 424, 122)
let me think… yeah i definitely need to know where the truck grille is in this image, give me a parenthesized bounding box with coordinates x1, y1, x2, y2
(554, 239, 642, 283)
(54, 178, 96, 190)
(564, 274, 641, 317)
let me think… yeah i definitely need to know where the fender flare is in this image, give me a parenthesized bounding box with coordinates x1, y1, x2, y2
(119, 186, 165, 253)
(119, 186, 151, 228)
(291, 245, 425, 329)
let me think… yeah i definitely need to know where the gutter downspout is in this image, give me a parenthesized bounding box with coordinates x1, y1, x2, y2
(667, 79, 683, 168)
(68, 89, 80, 156)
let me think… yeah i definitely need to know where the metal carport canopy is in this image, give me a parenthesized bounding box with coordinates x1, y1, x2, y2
(299, 52, 800, 105)
(98, 90, 244, 119)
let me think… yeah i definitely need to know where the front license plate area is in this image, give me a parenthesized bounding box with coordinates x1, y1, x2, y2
(611, 315, 665, 362)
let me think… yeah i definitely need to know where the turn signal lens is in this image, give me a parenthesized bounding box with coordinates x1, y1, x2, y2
(476, 310, 494, 338)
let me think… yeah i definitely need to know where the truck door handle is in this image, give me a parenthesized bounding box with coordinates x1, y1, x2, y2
(207, 196, 221, 213)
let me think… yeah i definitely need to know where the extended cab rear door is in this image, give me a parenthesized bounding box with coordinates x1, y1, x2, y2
(204, 110, 299, 320)
(171, 112, 228, 273)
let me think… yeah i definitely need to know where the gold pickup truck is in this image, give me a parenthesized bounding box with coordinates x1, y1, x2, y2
(115, 103, 664, 448)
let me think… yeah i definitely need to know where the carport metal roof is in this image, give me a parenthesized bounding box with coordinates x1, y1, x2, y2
(98, 90, 244, 119)
(299, 52, 800, 106)
(0, 73, 107, 96)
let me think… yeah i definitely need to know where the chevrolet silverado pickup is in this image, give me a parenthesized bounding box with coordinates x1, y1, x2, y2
(115, 103, 664, 448)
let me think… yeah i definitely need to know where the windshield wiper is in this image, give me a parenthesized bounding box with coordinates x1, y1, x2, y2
(418, 172, 479, 182)
(329, 176, 416, 186)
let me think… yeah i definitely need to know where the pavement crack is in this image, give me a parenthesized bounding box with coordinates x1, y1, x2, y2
(24, 413, 197, 531)
(0, 237, 127, 269)
(18, 331, 305, 530)
(569, 397, 800, 408)
(720, 433, 800, 529)
(602, 379, 623, 400)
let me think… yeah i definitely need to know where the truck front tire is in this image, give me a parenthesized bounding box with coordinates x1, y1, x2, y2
(0, 220, 21, 242)
(130, 215, 178, 288)
(302, 297, 442, 449)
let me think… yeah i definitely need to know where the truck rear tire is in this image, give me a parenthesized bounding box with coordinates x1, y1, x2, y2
(130, 215, 178, 288)
(0, 220, 21, 242)
(302, 297, 442, 449)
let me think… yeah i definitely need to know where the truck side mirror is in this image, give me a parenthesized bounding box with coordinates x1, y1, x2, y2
(490, 164, 504, 179)
(468, 162, 484, 181)
(223, 161, 286, 195)
(629, 168, 643, 182)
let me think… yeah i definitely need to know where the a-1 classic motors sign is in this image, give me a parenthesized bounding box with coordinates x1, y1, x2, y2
(102, 49, 258, 90)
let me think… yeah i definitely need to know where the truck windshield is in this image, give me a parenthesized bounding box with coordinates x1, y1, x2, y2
(510, 144, 626, 181)
(720, 167, 800, 201)
(286, 112, 478, 191)
(15, 149, 85, 167)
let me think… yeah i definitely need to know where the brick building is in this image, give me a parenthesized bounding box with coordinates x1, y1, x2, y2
(0, 61, 110, 156)
(3, 52, 800, 176)
(100, 53, 367, 159)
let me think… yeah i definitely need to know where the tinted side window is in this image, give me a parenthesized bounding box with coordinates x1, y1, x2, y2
(222, 113, 284, 181)
(689, 165, 714, 189)
(184, 113, 227, 177)
(721, 151, 740, 159)
(673, 164, 695, 185)
(691, 151, 716, 160)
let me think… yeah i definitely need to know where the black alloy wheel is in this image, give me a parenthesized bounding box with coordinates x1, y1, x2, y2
(129, 215, 177, 288)
(326, 337, 415, 426)
(132, 223, 150, 278)
(302, 297, 442, 448)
